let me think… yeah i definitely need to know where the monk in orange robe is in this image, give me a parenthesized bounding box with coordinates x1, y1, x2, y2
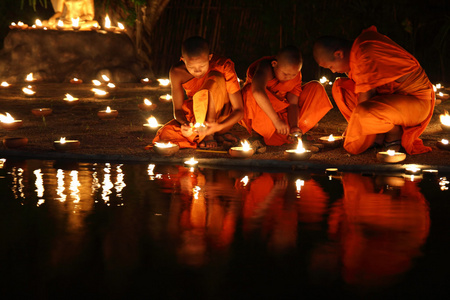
(241, 46, 332, 146)
(313, 26, 435, 155)
(153, 36, 244, 149)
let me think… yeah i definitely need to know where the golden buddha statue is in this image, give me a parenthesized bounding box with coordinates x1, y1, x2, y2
(43, 0, 99, 29)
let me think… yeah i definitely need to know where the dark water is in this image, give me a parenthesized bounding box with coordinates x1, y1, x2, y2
(0, 158, 449, 299)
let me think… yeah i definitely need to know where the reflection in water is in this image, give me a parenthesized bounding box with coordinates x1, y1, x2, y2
(0, 158, 446, 298)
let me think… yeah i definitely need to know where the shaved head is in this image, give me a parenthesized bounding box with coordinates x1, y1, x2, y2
(181, 36, 210, 58)
(276, 45, 303, 67)
(313, 36, 352, 62)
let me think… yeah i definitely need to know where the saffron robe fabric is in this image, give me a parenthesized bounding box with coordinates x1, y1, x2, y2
(241, 56, 333, 146)
(332, 26, 435, 154)
(153, 55, 241, 148)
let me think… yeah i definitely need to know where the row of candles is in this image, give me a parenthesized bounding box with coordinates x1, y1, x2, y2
(10, 15, 125, 32)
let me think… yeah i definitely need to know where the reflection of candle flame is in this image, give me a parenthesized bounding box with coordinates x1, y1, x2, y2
(26, 73, 35, 82)
(57, 20, 64, 28)
(154, 142, 175, 148)
(295, 138, 306, 153)
(295, 179, 304, 193)
(241, 140, 251, 151)
(118, 22, 125, 30)
(72, 18, 79, 28)
(184, 157, 198, 165)
(144, 99, 152, 105)
(72, 77, 80, 82)
(157, 78, 170, 86)
(147, 116, 159, 127)
(442, 139, 449, 145)
(0, 112, 16, 123)
(440, 111, 450, 125)
(405, 164, 421, 174)
(92, 88, 108, 96)
(35, 19, 42, 27)
(240, 175, 249, 186)
(22, 86, 35, 95)
(142, 78, 149, 82)
(107, 83, 115, 88)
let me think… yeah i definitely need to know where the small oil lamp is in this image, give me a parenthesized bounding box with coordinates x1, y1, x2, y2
(22, 86, 36, 97)
(63, 93, 80, 105)
(437, 91, 450, 100)
(319, 134, 344, 148)
(97, 106, 118, 120)
(0, 113, 23, 131)
(193, 122, 207, 134)
(31, 108, 52, 117)
(91, 88, 109, 98)
(437, 138, 450, 151)
(285, 138, 312, 160)
(17, 21, 28, 30)
(71, 18, 80, 30)
(2, 137, 28, 149)
(229, 140, 255, 158)
(141, 78, 150, 84)
(1, 81, 10, 88)
(92, 79, 102, 86)
(9, 22, 17, 29)
(159, 94, 172, 102)
(70, 77, 82, 84)
(440, 111, 450, 132)
(138, 98, 157, 111)
(57, 20, 64, 30)
(35, 19, 43, 29)
(117, 22, 125, 32)
(54, 137, 80, 151)
(376, 149, 406, 163)
(25, 73, 36, 82)
(157, 78, 170, 87)
(143, 116, 161, 133)
(104, 15, 115, 32)
(153, 141, 180, 156)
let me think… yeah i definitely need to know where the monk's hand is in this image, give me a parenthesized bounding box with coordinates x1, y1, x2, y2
(181, 123, 194, 137)
(203, 121, 221, 136)
(273, 119, 290, 136)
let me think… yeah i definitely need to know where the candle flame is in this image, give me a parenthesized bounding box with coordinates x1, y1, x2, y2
(405, 165, 421, 174)
(440, 111, 450, 126)
(57, 20, 64, 27)
(92, 79, 101, 86)
(0, 112, 15, 123)
(436, 83, 442, 89)
(438, 92, 444, 97)
(107, 83, 115, 88)
(106, 106, 112, 113)
(26, 73, 35, 82)
(35, 19, 42, 27)
(118, 22, 125, 30)
(101, 75, 110, 82)
(442, 139, 449, 145)
(105, 15, 111, 28)
(240, 175, 249, 186)
(91, 88, 107, 95)
(241, 140, 251, 151)
(161, 94, 172, 101)
(1, 81, 9, 87)
(22, 86, 35, 95)
(11, 22, 16, 26)
(72, 18, 79, 28)
(296, 179, 304, 193)
(142, 78, 149, 83)
(154, 141, 175, 148)
(387, 149, 396, 156)
(327, 134, 335, 142)
(147, 116, 159, 127)
(59, 137, 66, 144)
(18, 21, 24, 26)
(319, 76, 328, 84)
(144, 98, 152, 105)
(64, 93, 78, 101)
(72, 77, 80, 82)
(295, 137, 306, 153)
(184, 157, 198, 165)
(157, 78, 170, 86)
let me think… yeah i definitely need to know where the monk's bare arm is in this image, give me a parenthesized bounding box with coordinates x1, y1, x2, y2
(286, 92, 301, 134)
(358, 88, 377, 103)
(252, 62, 290, 135)
(204, 90, 243, 135)
(169, 65, 190, 125)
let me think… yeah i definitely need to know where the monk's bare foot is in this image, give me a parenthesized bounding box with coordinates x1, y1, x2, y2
(199, 135, 218, 148)
(216, 132, 240, 147)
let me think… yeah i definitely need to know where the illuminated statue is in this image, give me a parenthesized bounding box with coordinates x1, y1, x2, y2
(43, 0, 99, 29)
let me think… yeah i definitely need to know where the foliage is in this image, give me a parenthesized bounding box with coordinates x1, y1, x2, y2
(20, 0, 48, 11)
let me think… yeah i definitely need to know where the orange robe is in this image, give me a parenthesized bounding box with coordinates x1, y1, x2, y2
(153, 55, 241, 148)
(332, 26, 435, 154)
(241, 56, 332, 146)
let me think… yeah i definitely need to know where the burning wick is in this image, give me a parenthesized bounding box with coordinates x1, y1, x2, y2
(144, 99, 152, 106)
(0, 112, 16, 124)
(295, 138, 306, 153)
(387, 149, 396, 156)
(157, 78, 170, 87)
(141, 78, 150, 83)
(240, 176, 249, 186)
(64, 93, 79, 104)
(327, 134, 335, 142)
(145, 116, 159, 128)
(70, 77, 82, 84)
(60, 137, 66, 144)
(104, 15, 112, 30)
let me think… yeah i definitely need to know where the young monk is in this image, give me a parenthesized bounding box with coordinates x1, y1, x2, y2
(153, 36, 243, 148)
(313, 26, 435, 155)
(240, 46, 332, 150)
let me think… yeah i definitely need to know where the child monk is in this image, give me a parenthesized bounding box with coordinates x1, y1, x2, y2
(313, 26, 435, 155)
(240, 46, 332, 150)
(153, 36, 244, 148)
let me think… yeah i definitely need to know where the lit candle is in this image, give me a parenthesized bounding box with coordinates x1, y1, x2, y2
(229, 140, 255, 158)
(104, 15, 114, 32)
(31, 108, 52, 117)
(437, 91, 449, 100)
(101, 75, 110, 82)
(376, 149, 406, 163)
(153, 141, 180, 156)
(106, 82, 116, 89)
(22, 86, 36, 97)
(70, 77, 83, 84)
(17, 21, 28, 30)
(57, 20, 64, 30)
(92, 79, 102, 86)
(285, 137, 312, 160)
(143, 116, 161, 132)
(437, 138, 450, 151)
(117, 22, 125, 32)
(71, 18, 80, 30)
(157, 78, 170, 87)
(9, 22, 17, 29)
(91, 88, 109, 98)
(1, 81, 10, 87)
(319, 134, 344, 148)
(97, 106, 118, 119)
(54, 137, 80, 151)
(63, 93, 80, 104)
(141, 77, 150, 84)
(159, 94, 172, 102)
(440, 111, 450, 131)
(35, 19, 43, 29)
(0, 112, 23, 131)
(138, 98, 157, 111)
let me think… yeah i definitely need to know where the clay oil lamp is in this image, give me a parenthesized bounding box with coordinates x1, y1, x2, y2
(153, 141, 180, 156)
(71, 17, 80, 31)
(0, 113, 23, 131)
(141, 77, 151, 84)
(319, 134, 344, 148)
(22, 86, 36, 97)
(1, 81, 10, 88)
(92, 79, 102, 86)
(54, 137, 80, 151)
(56, 20, 65, 30)
(184, 157, 198, 171)
(70, 77, 83, 84)
(138, 98, 157, 111)
(63, 93, 80, 105)
(143, 116, 161, 133)
(31, 108, 52, 117)
(3, 137, 28, 149)
(159, 94, 172, 102)
(285, 138, 312, 161)
(437, 138, 450, 151)
(157, 78, 170, 87)
(229, 140, 255, 158)
(98, 106, 118, 120)
(376, 149, 406, 163)
(104, 15, 115, 32)
(91, 88, 109, 98)
(440, 111, 450, 132)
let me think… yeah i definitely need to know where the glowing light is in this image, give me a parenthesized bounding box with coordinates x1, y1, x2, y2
(146, 116, 159, 127)
(56, 169, 67, 202)
(70, 170, 80, 203)
(57, 20, 64, 28)
(184, 157, 198, 166)
(0, 112, 15, 123)
(240, 175, 249, 186)
(142, 78, 150, 83)
(240, 140, 251, 151)
(157, 78, 170, 86)
(107, 83, 115, 88)
(144, 98, 152, 105)
(439, 177, 449, 191)
(327, 134, 335, 142)
(72, 77, 81, 83)
(59, 137, 66, 144)
(440, 111, 450, 126)
(319, 76, 328, 84)
(105, 106, 112, 113)
(118, 22, 125, 30)
(154, 141, 175, 148)
(72, 17, 80, 29)
(25, 73, 35, 82)
(295, 137, 306, 153)
(148, 164, 156, 180)
(92, 88, 108, 96)
(35, 19, 42, 27)
(64, 93, 78, 101)
(436, 83, 442, 89)
(1, 82, 9, 87)
(22, 86, 36, 95)
(92, 79, 101, 86)
(387, 149, 396, 156)
(295, 179, 304, 193)
(101, 75, 110, 82)
(104, 15, 111, 29)
(34, 169, 44, 198)
(160, 94, 172, 101)
(193, 186, 201, 200)
(442, 139, 449, 145)
(0, 158, 5, 168)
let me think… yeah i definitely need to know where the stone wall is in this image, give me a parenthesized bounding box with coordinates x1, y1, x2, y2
(0, 29, 151, 83)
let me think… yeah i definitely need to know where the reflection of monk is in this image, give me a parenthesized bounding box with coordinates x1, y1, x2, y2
(45, 0, 98, 28)
(327, 173, 430, 291)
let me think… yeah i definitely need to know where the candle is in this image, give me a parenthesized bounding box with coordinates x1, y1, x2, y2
(440, 111, 450, 131)
(141, 78, 150, 84)
(70, 78, 83, 84)
(31, 108, 52, 117)
(0, 112, 23, 131)
(153, 141, 180, 156)
(91, 88, 109, 98)
(143, 116, 161, 132)
(138, 98, 157, 111)
(25, 73, 35, 82)
(376, 149, 406, 163)
(101, 75, 110, 82)
(1, 81, 10, 87)
(159, 94, 172, 102)
(117, 22, 125, 32)
(104, 15, 115, 32)
(319, 134, 344, 148)
(57, 20, 64, 30)
(229, 140, 255, 158)
(54, 137, 80, 151)
(285, 137, 313, 160)
(97, 106, 118, 120)
(71, 18, 80, 30)
(157, 78, 170, 87)
(2, 137, 28, 149)
(22, 86, 36, 97)
(92, 79, 102, 86)
(63, 93, 80, 105)
(437, 138, 450, 151)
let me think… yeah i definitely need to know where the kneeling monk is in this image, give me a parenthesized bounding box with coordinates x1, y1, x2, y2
(240, 46, 332, 146)
(153, 36, 243, 148)
(313, 26, 435, 155)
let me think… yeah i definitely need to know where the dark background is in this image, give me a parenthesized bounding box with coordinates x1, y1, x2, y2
(1, 0, 449, 82)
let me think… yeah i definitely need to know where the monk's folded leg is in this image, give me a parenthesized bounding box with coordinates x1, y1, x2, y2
(298, 81, 333, 133)
(332, 78, 358, 122)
